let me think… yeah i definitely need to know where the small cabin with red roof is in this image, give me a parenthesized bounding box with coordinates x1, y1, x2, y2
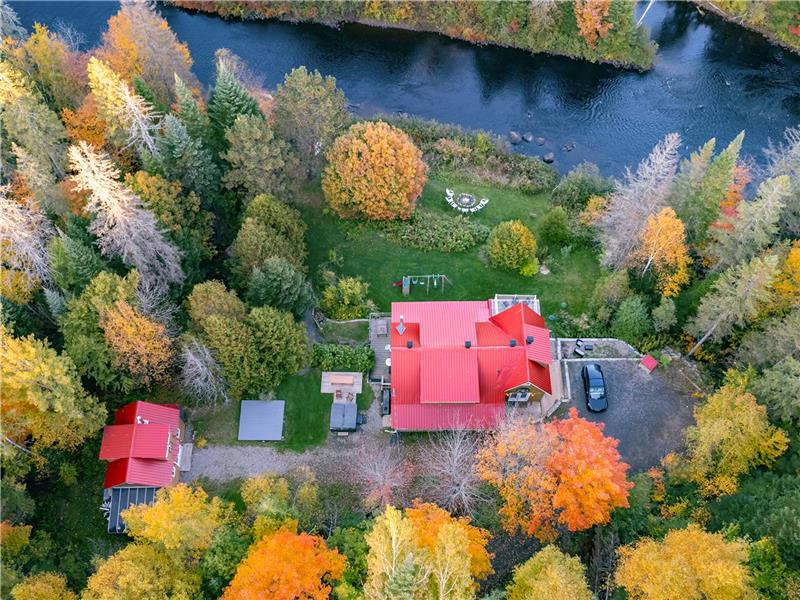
(388, 295, 553, 431)
(99, 401, 184, 533)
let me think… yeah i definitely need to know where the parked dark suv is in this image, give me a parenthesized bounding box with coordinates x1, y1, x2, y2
(581, 363, 608, 412)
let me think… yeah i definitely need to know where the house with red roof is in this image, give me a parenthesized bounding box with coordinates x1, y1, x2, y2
(388, 296, 553, 431)
(99, 400, 185, 533)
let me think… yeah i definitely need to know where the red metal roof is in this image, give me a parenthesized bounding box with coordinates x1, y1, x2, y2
(390, 300, 552, 431)
(419, 349, 480, 404)
(100, 401, 182, 489)
(99, 423, 172, 461)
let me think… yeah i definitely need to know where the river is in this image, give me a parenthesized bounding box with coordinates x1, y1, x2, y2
(12, 1, 800, 174)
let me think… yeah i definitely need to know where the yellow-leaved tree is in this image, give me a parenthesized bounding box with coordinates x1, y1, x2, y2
(507, 545, 592, 600)
(632, 207, 691, 297)
(769, 240, 800, 314)
(121, 484, 226, 560)
(364, 503, 493, 600)
(82, 543, 200, 600)
(0, 323, 106, 459)
(615, 525, 754, 600)
(322, 121, 427, 221)
(10, 572, 76, 600)
(680, 370, 789, 497)
(100, 299, 174, 388)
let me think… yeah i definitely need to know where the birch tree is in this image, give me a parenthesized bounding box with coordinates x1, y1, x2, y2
(179, 336, 229, 406)
(630, 207, 691, 297)
(0, 185, 55, 303)
(708, 175, 790, 270)
(686, 255, 779, 356)
(68, 141, 184, 290)
(599, 133, 681, 269)
(421, 428, 485, 516)
(355, 444, 410, 511)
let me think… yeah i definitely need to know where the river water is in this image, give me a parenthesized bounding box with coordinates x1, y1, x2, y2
(13, 1, 800, 174)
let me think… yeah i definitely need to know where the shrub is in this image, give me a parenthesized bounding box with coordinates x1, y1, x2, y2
(322, 121, 427, 221)
(378, 209, 489, 252)
(652, 296, 677, 333)
(539, 207, 572, 250)
(312, 344, 375, 373)
(487, 220, 538, 274)
(611, 295, 651, 346)
(551, 162, 613, 212)
(321, 277, 374, 320)
(246, 257, 314, 319)
(589, 270, 633, 324)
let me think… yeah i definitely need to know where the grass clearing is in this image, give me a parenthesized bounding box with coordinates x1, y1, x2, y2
(193, 369, 373, 452)
(319, 319, 370, 344)
(300, 175, 600, 316)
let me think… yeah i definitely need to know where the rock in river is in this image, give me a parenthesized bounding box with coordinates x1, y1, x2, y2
(522, 132, 534, 143)
(509, 130, 522, 144)
(543, 152, 555, 163)
(536, 137, 546, 146)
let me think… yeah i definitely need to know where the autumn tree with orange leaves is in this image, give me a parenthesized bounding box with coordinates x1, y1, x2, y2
(477, 408, 631, 541)
(631, 207, 691, 297)
(574, 0, 613, 47)
(100, 299, 174, 388)
(322, 121, 427, 221)
(222, 527, 345, 600)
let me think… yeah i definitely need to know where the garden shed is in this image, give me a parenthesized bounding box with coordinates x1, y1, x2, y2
(238, 400, 285, 441)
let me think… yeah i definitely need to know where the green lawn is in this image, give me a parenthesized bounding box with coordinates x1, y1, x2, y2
(194, 370, 373, 452)
(300, 175, 600, 317)
(319, 319, 369, 344)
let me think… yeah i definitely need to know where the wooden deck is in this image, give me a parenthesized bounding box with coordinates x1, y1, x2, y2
(369, 314, 391, 383)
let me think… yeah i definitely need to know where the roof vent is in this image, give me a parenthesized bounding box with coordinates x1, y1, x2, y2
(526, 335, 534, 344)
(465, 340, 471, 349)
(510, 339, 517, 347)
(407, 340, 413, 348)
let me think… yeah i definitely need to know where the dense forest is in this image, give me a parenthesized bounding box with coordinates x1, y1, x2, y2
(169, 0, 657, 69)
(1, 1, 799, 599)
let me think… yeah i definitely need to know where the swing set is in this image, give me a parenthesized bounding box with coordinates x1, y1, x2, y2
(397, 274, 452, 296)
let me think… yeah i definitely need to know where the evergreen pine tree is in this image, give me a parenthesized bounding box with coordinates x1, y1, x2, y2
(708, 175, 790, 269)
(174, 75, 212, 145)
(48, 234, 106, 296)
(383, 555, 424, 600)
(672, 133, 744, 244)
(207, 56, 260, 153)
(246, 256, 314, 318)
(687, 254, 779, 355)
(151, 115, 220, 199)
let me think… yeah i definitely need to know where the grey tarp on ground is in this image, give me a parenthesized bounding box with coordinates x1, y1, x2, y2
(329, 402, 358, 432)
(238, 400, 285, 441)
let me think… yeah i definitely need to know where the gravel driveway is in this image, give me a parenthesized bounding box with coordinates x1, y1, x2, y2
(183, 394, 385, 483)
(565, 359, 699, 473)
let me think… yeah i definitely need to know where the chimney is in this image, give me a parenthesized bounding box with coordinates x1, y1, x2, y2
(526, 335, 534, 344)
(407, 340, 413, 348)
(396, 314, 406, 335)
(510, 339, 517, 347)
(465, 340, 471, 349)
